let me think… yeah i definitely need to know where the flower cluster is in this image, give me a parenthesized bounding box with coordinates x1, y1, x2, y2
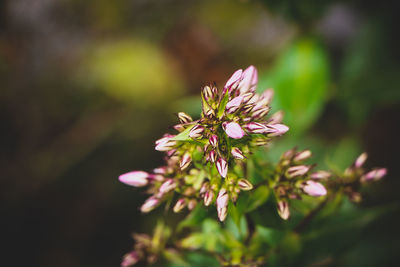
(119, 66, 289, 221)
(273, 148, 329, 220)
(339, 152, 387, 202)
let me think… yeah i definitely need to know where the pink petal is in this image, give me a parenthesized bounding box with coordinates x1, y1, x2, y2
(224, 122, 245, 139)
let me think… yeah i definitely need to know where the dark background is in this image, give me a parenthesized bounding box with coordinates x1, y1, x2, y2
(1, 0, 399, 266)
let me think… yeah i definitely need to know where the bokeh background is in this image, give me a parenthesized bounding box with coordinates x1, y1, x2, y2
(1, 0, 399, 266)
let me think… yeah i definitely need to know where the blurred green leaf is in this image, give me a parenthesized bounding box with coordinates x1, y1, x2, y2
(259, 38, 330, 135)
(177, 205, 208, 231)
(170, 125, 196, 141)
(246, 185, 270, 212)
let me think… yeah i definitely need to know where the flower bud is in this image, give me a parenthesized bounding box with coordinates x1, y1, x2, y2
(119, 171, 149, 187)
(202, 85, 213, 101)
(173, 124, 185, 132)
(268, 110, 284, 124)
(155, 136, 177, 151)
(121, 251, 140, 267)
(223, 122, 245, 139)
(287, 165, 310, 178)
(231, 147, 245, 160)
(209, 135, 218, 147)
(241, 92, 254, 104)
(238, 65, 258, 94)
(189, 124, 204, 139)
(153, 167, 166, 175)
(360, 168, 387, 183)
(252, 138, 269, 146)
(217, 207, 228, 222)
(310, 170, 331, 180)
(294, 150, 312, 162)
(200, 182, 209, 195)
(179, 153, 192, 170)
(188, 199, 197, 210)
(204, 190, 214, 206)
(355, 152, 368, 168)
(251, 106, 270, 119)
(209, 150, 217, 163)
(225, 95, 244, 113)
(217, 188, 229, 221)
(277, 200, 290, 220)
(177, 112, 193, 124)
(173, 198, 186, 213)
(216, 157, 228, 178)
(159, 179, 176, 194)
(238, 179, 253, 191)
(225, 69, 243, 92)
(140, 196, 159, 213)
(267, 124, 289, 136)
(303, 180, 327, 197)
(244, 122, 269, 133)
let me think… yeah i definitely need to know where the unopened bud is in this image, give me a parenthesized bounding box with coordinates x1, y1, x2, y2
(225, 69, 243, 92)
(216, 157, 228, 178)
(244, 122, 269, 134)
(360, 168, 387, 183)
(177, 112, 192, 124)
(238, 65, 258, 94)
(251, 106, 270, 119)
(355, 152, 368, 168)
(121, 251, 140, 267)
(225, 95, 244, 113)
(173, 124, 185, 132)
(204, 190, 214, 206)
(303, 180, 327, 197)
(217, 207, 228, 222)
(155, 136, 177, 151)
(119, 171, 149, 187)
(189, 124, 204, 139)
(277, 200, 290, 220)
(203, 85, 213, 101)
(238, 179, 253, 191)
(209, 135, 218, 147)
(267, 124, 289, 136)
(140, 196, 159, 213)
(188, 199, 197, 210)
(310, 170, 331, 180)
(180, 153, 192, 170)
(224, 122, 245, 139)
(294, 150, 312, 162)
(268, 110, 284, 124)
(231, 147, 245, 160)
(287, 165, 310, 178)
(173, 198, 187, 213)
(209, 150, 217, 163)
(159, 179, 176, 194)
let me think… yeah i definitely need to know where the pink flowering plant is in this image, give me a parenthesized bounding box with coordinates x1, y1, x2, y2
(119, 66, 386, 266)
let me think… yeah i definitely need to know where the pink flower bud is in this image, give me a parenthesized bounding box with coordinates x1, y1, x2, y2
(217, 188, 229, 209)
(180, 153, 192, 170)
(231, 147, 245, 160)
(121, 251, 140, 267)
(241, 92, 254, 104)
(268, 110, 284, 124)
(310, 170, 331, 180)
(355, 152, 368, 168)
(204, 190, 214, 206)
(159, 179, 176, 194)
(244, 122, 269, 133)
(360, 168, 387, 183)
(225, 69, 243, 92)
(303, 180, 327, 197)
(119, 171, 149, 187)
(173, 124, 185, 132)
(217, 206, 228, 222)
(173, 198, 186, 213)
(238, 179, 253, 191)
(202, 85, 213, 101)
(294, 150, 312, 162)
(267, 124, 289, 136)
(251, 106, 270, 119)
(238, 65, 258, 94)
(177, 112, 192, 124)
(259, 89, 274, 106)
(188, 199, 197, 210)
(216, 157, 228, 178)
(189, 124, 204, 139)
(153, 167, 166, 175)
(277, 200, 290, 220)
(225, 95, 244, 113)
(140, 196, 159, 213)
(209, 135, 218, 147)
(224, 122, 245, 139)
(155, 136, 177, 151)
(209, 150, 217, 163)
(287, 165, 310, 178)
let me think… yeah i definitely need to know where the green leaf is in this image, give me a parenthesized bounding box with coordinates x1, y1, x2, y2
(246, 185, 270, 212)
(177, 205, 208, 231)
(217, 90, 229, 118)
(259, 38, 330, 135)
(170, 125, 195, 141)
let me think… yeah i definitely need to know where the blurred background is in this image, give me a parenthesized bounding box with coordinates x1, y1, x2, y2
(1, 0, 399, 266)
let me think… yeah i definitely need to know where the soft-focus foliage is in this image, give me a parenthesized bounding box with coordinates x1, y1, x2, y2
(1, 0, 399, 266)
